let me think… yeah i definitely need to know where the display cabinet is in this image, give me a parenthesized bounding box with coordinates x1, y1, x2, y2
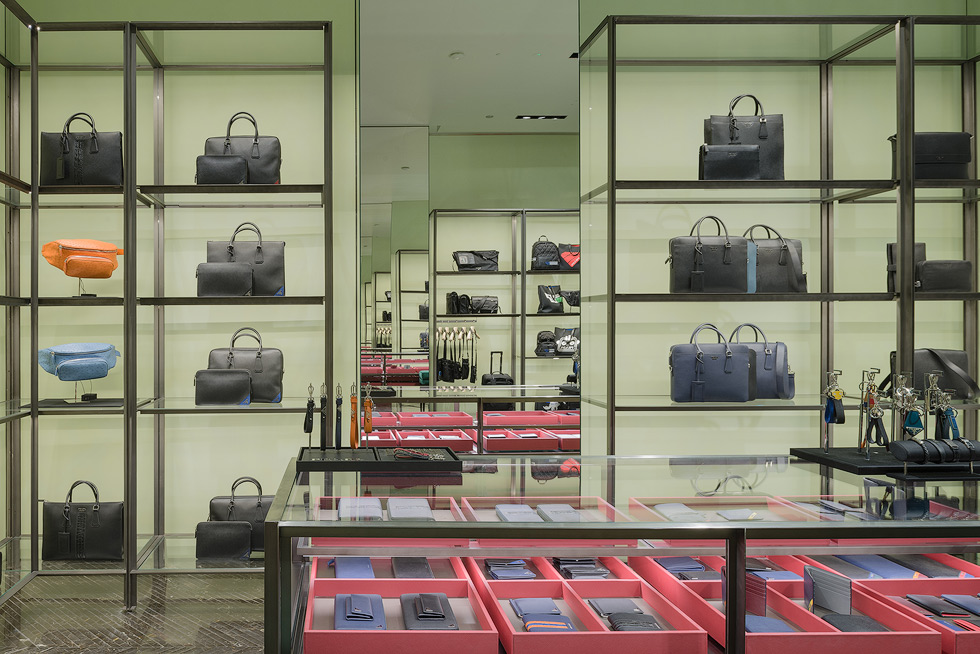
(394, 248, 428, 357)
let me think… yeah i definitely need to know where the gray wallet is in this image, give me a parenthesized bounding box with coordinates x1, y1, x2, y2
(337, 497, 383, 521)
(387, 497, 435, 521)
(391, 557, 434, 579)
(196, 262, 253, 297)
(587, 598, 643, 618)
(536, 503, 582, 522)
(495, 504, 544, 522)
(400, 593, 458, 630)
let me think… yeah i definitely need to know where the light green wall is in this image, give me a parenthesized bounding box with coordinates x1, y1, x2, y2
(429, 134, 578, 210)
(390, 200, 428, 252)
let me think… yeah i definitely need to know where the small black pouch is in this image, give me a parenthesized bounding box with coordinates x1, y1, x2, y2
(470, 295, 499, 314)
(195, 154, 248, 184)
(699, 144, 761, 180)
(194, 369, 251, 406)
(917, 260, 973, 292)
(195, 520, 252, 560)
(607, 613, 662, 631)
(886, 242, 927, 293)
(196, 262, 253, 297)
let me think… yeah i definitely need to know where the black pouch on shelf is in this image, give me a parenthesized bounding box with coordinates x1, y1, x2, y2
(195, 154, 248, 184)
(916, 260, 972, 292)
(470, 295, 499, 314)
(699, 144, 761, 180)
(885, 242, 927, 293)
(194, 369, 252, 406)
(890, 132, 972, 180)
(196, 262, 253, 297)
(208, 477, 273, 552)
(452, 250, 499, 271)
(195, 521, 252, 560)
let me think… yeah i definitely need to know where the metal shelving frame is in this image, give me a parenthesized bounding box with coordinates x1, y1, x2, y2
(393, 247, 428, 355)
(580, 15, 980, 455)
(0, 8, 334, 610)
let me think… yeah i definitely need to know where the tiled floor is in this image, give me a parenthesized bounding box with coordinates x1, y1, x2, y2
(0, 573, 263, 653)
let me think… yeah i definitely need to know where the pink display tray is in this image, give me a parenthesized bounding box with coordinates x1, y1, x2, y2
(628, 495, 832, 547)
(463, 556, 564, 582)
(362, 430, 398, 447)
(461, 495, 634, 547)
(304, 576, 498, 654)
(796, 552, 980, 580)
(313, 555, 469, 580)
(483, 411, 558, 426)
(362, 412, 398, 429)
(628, 555, 939, 653)
(394, 430, 435, 445)
(482, 428, 559, 452)
(550, 429, 581, 451)
(552, 411, 580, 425)
(429, 429, 478, 453)
(396, 411, 473, 427)
(312, 496, 468, 548)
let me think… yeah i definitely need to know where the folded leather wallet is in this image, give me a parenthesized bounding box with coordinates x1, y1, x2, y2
(745, 615, 794, 633)
(334, 556, 375, 579)
(485, 558, 528, 569)
(510, 597, 561, 618)
(608, 613, 661, 631)
(334, 593, 386, 630)
(386, 497, 435, 521)
(804, 565, 851, 614)
(337, 497, 383, 521)
(654, 502, 710, 522)
(194, 369, 251, 406)
(391, 556, 434, 579)
(679, 570, 723, 581)
(884, 554, 971, 579)
(559, 563, 610, 579)
(491, 567, 537, 580)
(941, 594, 980, 616)
(745, 558, 777, 572)
(194, 520, 251, 560)
(522, 613, 575, 632)
(196, 262, 253, 297)
(654, 556, 705, 573)
(400, 592, 458, 630)
(752, 570, 802, 581)
(536, 503, 582, 522)
(823, 613, 888, 632)
(587, 598, 643, 618)
(495, 504, 544, 522)
(837, 554, 918, 579)
(906, 594, 971, 617)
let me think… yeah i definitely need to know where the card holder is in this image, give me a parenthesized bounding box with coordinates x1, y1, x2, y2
(804, 565, 852, 614)
(400, 593, 458, 630)
(587, 598, 643, 618)
(906, 594, 971, 617)
(510, 597, 561, 618)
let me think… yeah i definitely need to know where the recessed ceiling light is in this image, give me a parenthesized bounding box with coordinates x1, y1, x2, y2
(448, 51, 464, 61)
(515, 115, 567, 120)
(485, 114, 494, 119)
(401, 166, 410, 170)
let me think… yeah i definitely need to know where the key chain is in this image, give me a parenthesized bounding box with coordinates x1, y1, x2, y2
(363, 385, 374, 433)
(866, 395, 888, 447)
(334, 383, 342, 450)
(350, 383, 359, 449)
(304, 383, 315, 447)
(318, 383, 327, 450)
(823, 370, 845, 425)
(903, 406, 925, 437)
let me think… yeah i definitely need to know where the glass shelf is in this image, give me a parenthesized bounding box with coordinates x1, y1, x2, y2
(0, 400, 28, 425)
(34, 398, 153, 416)
(0, 296, 28, 306)
(525, 270, 580, 275)
(583, 180, 897, 206)
(615, 293, 894, 303)
(614, 394, 845, 412)
(137, 296, 324, 306)
(136, 535, 264, 572)
(1, 535, 156, 573)
(140, 397, 314, 414)
(137, 184, 326, 209)
(434, 270, 521, 276)
(38, 296, 125, 307)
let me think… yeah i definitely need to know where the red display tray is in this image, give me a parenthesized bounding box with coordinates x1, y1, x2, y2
(550, 429, 581, 451)
(314, 555, 469, 580)
(363, 411, 398, 429)
(362, 430, 398, 448)
(855, 578, 980, 654)
(395, 430, 436, 445)
(464, 556, 564, 582)
(461, 496, 634, 547)
(795, 552, 980, 581)
(628, 555, 939, 653)
(429, 429, 478, 453)
(304, 575, 498, 654)
(483, 410, 559, 426)
(482, 428, 560, 452)
(312, 496, 468, 547)
(552, 411, 580, 425)
(628, 495, 831, 546)
(397, 411, 474, 427)
(475, 578, 705, 654)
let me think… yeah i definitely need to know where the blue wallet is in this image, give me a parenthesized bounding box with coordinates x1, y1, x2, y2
(491, 568, 537, 580)
(752, 570, 802, 581)
(522, 613, 575, 632)
(745, 615, 795, 633)
(836, 555, 918, 579)
(333, 557, 375, 579)
(510, 597, 560, 618)
(941, 595, 980, 616)
(334, 593, 386, 630)
(654, 556, 705, 572)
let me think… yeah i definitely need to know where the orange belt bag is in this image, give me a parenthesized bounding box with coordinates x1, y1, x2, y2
(42, 239, 124, 279)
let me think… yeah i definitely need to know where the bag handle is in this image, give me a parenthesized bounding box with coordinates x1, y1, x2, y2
(224, 111, 261, 159)
(490, 350, 503, 374)
(731, 322, 775, 373)
(727, 94, 767, 142)
(61, 112, 99, 154)
(743, 224, 782, 242)
(64, 480, 101, 525)
(537, 235, 550, 242)
(229, 476, 263, 510)
(691, 215, 730, 241)
(728, 94, 765, 117)
(691, 324, 735, 374)
(924, 348, 980, 399)
(691, 216, 733, 267)
(228, 327, 264, 372)
(226, 222, 264, 264)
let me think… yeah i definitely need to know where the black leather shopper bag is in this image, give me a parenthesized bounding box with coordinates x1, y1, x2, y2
(208, 477, 273, 551)
(204, 111, 281, 184)
(704, 94, 784, 180)
(668, 215, 748, 293)
(40, 112, 123, 186)
(42, 480, 123, 561)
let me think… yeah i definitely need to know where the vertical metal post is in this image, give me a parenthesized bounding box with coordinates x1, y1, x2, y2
(264, 518, 281, 654)
(5, 51, 21, 541)
(428, 210, 437, 385)
(962, 60, 977, 441)
(726, 529, 747, 654)
(819, 62, 835, 449)
(122, 23, 138, 609)
(895, 18, 916, 373)
(510, 211, 518, 382)
(28, 22, 38, 573)
(323, 24, 334, 402)
(151, 51, 166, 545)
(519, 210, 527, 387)
(606, 18, 616, 457)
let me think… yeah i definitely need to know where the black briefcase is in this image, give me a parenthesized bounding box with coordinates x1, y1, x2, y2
(208, 476, 273, 551)
(40, 113, 124, 186)
(890, 132, 972, 180)
(668, 215, 748, 293)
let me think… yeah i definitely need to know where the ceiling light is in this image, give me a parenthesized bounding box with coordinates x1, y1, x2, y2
(401, 166, 410, 170)
(448, 51, 464, 61)
(515, 115, 567, 120)
(485, 114, 494, 119)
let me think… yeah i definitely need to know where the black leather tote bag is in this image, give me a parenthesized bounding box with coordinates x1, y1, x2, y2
(885, 348, 980, 400)
(42, 480, 123, 561)
(208, 477, 273, 551)
(204, 112, 281, 184)
(744, 224, 806, 293)
(668, 215, 748, 293)
(705, 94, 784, 179)
(537, 285, 564, 314)
(669, 323, 756, 402)
(207, 327, 284, 403)
(206, 222, 285, 296)
(40, 112, 123, 186)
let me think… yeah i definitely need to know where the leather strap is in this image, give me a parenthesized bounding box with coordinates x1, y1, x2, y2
(923, 348, 980, 399)
(866, 415, 889, 446)
(224, 111, 261, 158)
(227, 222, 265, 264)
(824, 397, 845, 424)
(61, 112, 99, 154)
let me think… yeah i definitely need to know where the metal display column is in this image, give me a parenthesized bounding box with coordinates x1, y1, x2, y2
(895, 17, 916, 379)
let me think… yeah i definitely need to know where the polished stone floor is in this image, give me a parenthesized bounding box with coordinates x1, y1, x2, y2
(0, 573, 263, 653)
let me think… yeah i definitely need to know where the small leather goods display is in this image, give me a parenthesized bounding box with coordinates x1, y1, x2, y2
(729, 323, 795, 399)
(42, 239, 124, 279)
(195, 154, 247, 184)
(704, 94, 785, 180)
(537, 284, 564, 314)
(334, 594, 386, 630)
(668, 215, 748, 293)
(208, 476, 273, 552)
(885, 348, 980, 399)
(531, 235, 560, 270)
(194, 521, 251, 560)
(534, 330, 557, 357)
(400, 592, 458, 630)
(744, 224, 807, 293)
(207, 327, 284, 403)
(669, 323, 755, 402)
(554, 327, 581, 356)
(194, 369, 251, 406)
(699, 143, 761, 180)
(38, 343, 120, 382)
(558, 243, 580, 270)
(452, 250, 498, 271)
(470, 295, 499, 314)
(886, 242, 971, 293)
(203, 111, 281, 184)
(40, 112, 124, 186)
(418, 300, 429, 320)
(196, 262, 253, 297)
(206, 222, 285, 296)
(889, 438, 980, 464)
(42, 480, 123, 561)
(890, 132, 972, 180)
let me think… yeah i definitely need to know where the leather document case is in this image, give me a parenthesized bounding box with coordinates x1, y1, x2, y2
(400, 592, 458, 630)
(337, 497, 383, 521)
(823, 614, 888, 632)
(804, 565, 852, 614)
(334, 557, 375, 579)
(391, 557, 434, 579)
(510, 597, 561, 618)
(587, 598, 643, 618)
(334, 594, 386, 630)
(522, 614, 575, 632)
(941, 595, 980, 616)
(906, 594, 971, 617)
(386, 497, 435, 521)
(608, 613, 662, 631)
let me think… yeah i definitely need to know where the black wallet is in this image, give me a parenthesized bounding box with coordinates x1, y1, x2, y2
(906, 594, 971, 617)
(587, 598, 643, 618)
(392, 556, 434, 579)
(679, 570, 723, 581)
(822, 613, 888, 632)
(196, 262, 253, 297)
(885, 554, 967, 579)
(194, 520, 251, 560)
(608, 613, 662, 631)
(194, 369, 251, 406)
(400, 593, 458, 630)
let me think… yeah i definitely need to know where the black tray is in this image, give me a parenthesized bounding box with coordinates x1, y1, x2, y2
(791, 446, 973, 475)
(296, 446, 462, 473)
